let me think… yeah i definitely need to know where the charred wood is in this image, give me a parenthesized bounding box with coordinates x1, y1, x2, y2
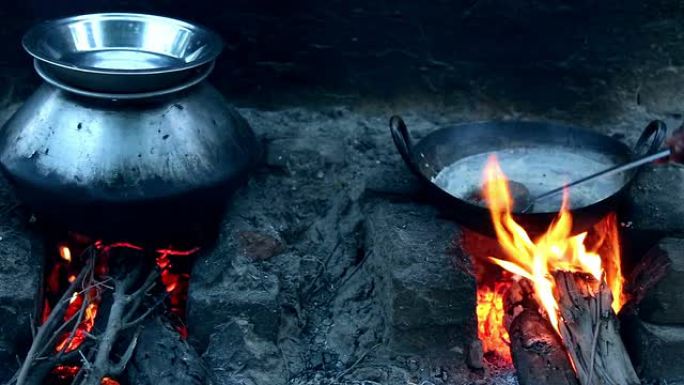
(504, 279, 578, 385)
(78, 248, 159, 385)
(13, 255, 95, 385)
(509, 309, 578, 385)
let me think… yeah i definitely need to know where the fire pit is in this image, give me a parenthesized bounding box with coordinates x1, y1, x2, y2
(467, 157, 635, 385)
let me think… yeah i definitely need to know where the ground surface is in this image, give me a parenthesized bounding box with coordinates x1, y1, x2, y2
(1, 53, 684, 383)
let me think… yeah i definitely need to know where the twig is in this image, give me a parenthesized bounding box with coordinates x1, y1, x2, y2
(14, 257, 94, 385)
(79, 266, 159, 385)
(122, 294, 165, 330)
(110, 327, 141, 375)
(38, 293, 87, 359)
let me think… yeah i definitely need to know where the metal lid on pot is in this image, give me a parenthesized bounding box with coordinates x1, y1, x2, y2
(22, 13, 223, 95)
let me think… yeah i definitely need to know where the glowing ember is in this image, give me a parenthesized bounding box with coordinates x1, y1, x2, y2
(55, 291, 99, 353)
(52, 365, 80, 379)
(52, 366, 121, 385)
(59, 245, 72, 262)
(43, 239, 198, 383)
(155, 246, 199, 337)
(476, 281, 512, 361)
(481, 155, 624, 334)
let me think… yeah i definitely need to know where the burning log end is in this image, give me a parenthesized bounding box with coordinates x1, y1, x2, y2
(509, 309, 578, 385)
(503, 279, 577, 385)
(504, 279, 539, 330)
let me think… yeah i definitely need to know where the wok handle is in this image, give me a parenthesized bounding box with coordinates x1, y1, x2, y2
(633, 120, 667, 158)
(389, 115, 421, 176)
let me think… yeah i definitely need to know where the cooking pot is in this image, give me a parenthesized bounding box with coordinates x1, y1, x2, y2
(389, 116, 666, 236)
(0, 14, 260, 240)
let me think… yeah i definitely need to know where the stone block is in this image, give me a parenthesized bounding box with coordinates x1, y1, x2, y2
(365, 201, 477, 354)
(623, 313, 684, 384)
(203, 318, 286, 385)
(127, 316, 207, 385)
(626, 165, 684, 235)
(0, 178, 43, 368)
(639, 238, 684, 324)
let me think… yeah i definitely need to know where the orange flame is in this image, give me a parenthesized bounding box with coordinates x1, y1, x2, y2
(482, 155, 623, 333)
(55, 294, 99, 353)
(476, 281, 512, 360)
(59, 245, 72, 262)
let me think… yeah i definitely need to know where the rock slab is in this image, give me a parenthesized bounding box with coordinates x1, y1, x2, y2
(203, 318, 286, 385)
(639, 238, 684, 324)
(626, 165, 684, 235)
(365, 201, 477, 354)
(623, 313, 684, 384)
(0, 178, 43, 382)
(127, 315, 208, 385)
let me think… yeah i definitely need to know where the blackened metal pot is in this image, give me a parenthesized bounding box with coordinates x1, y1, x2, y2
(389, 116, 666, 237)
(0, 83, 260, 240)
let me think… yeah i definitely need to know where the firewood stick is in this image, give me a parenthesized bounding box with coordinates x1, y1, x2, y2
(14, 256, 95, 385)
(79, 262, 158, 385)
(505, 279, 578, 385)
(555, 272, 640, 385)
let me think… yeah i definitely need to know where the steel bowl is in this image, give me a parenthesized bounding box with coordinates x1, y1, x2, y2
(22, 13, 223, 93)
(34, 59, 215, 99)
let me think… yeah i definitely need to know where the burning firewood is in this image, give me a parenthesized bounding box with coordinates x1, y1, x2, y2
(555, 272, 640, 385)
(469, 157, 640, 385)
(509, 309, 578, 385)
(503, 279, 578, 385)
(9, 245, 162, 385)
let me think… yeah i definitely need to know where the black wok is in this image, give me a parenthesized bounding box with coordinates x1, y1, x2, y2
(389, 116, 666, 236)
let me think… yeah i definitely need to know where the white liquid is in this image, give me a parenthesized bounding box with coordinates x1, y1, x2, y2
(432, 147, 625, 212)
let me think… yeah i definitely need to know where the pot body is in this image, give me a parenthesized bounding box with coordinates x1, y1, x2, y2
(0, 82, 260, 240)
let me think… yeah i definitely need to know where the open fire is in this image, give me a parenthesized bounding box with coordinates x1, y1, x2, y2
(473, 155, 626, 369)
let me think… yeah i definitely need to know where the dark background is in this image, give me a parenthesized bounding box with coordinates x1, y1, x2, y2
(1, 0, 683, 109)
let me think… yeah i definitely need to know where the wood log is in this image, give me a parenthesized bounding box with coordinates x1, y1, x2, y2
(505, 279, 578, 385)
(509, 309, 579, 385)
(555, 272, 640, 385)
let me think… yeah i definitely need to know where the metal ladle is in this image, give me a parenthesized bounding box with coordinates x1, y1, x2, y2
(519, 148, 671, 213)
